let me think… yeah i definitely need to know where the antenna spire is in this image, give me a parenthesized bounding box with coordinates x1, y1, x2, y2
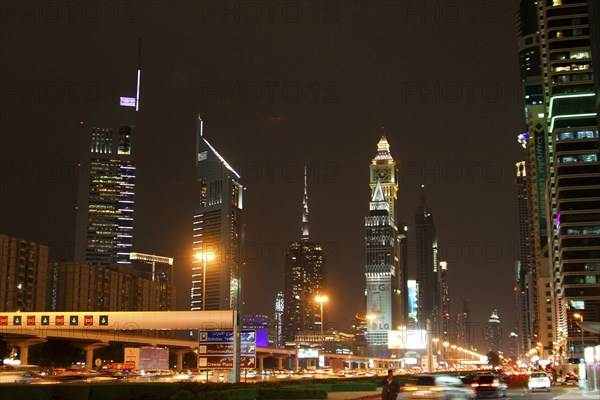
(301, 166, 309, 241)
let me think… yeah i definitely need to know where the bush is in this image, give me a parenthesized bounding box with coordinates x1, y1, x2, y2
(197, 388, 258, 400)
(169, 389, 196, 400)
(258, 388, 327, 399)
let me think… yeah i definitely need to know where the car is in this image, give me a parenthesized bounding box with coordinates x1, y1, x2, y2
(471, 375, 508, 398)
(528, 372, 551, 392)
(400, 374, 476, 400)
(564, 372, 578, 383)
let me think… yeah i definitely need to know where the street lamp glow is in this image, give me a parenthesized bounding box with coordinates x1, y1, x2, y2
(195, 251, 216, 310)
(573, 313, 583, 321)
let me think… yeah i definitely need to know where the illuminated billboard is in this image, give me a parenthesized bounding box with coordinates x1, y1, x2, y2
(298, 348, 319, 358)
(388, 329, 427, 350)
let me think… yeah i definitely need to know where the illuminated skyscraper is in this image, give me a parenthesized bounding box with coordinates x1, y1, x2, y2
(75, 41, 141, 267)
(486, 310, 502, 352)
(191, 117, 244, 312)
(365, 133, 404, 356)
(274, 291, 284, 347)
(517, 0, 600, 358)
(282, 170, 326, 342)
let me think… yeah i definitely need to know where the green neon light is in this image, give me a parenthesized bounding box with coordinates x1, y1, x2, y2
(548, 93, 595, 119)
(549, 113, 597, 132)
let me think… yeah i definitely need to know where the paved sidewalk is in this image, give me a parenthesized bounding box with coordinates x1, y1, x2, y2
(553, 388, 599, 399)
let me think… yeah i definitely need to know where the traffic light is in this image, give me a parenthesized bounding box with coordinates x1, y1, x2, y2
(0, 316, 7, 326)
(55, 315, 64, 326)
(13, 316, 21, 325)
(99, 315, 109, 326)
(41, 316, 50, 326)
(84, 316, 93, 326)
(70, 316, 79, 326)
(26, 315, 35, 326)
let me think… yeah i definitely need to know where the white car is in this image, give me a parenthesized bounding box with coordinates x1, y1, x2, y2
(400, 375, 476, 400)
(528, 372, 551, 392)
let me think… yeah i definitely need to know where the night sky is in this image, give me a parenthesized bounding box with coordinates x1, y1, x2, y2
(1, 1, 524, 352)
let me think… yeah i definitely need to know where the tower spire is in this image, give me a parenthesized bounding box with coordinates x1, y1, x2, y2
(301, 166, 309, 241)
(135, 37, 142, 112)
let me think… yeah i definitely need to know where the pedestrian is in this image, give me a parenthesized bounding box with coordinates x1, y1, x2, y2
(382, 369, 400, 400)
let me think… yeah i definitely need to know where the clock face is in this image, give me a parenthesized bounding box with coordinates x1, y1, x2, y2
(374, 167, 391, 181)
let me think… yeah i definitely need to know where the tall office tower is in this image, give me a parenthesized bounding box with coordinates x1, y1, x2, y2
(274, 291, 284, 347)
(456, 298, 472, 349)
(536, 0, 600, 358)
(415, 189, 440, 332)
(516, 0, 553, 359)
(75, 42, 141, 268)
(191, 117, 244, 313)
(0, 234, 48, 312)
(365, 134, 403, 356)
(486, 310, 502, 352)
(515, 162, 533, 357)
(440, 261, 450, 342)
(282, 171, 326, 342)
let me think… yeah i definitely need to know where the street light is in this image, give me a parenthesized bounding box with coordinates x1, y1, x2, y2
(315, 295, 328, 339)
(573, 313, 584, 357)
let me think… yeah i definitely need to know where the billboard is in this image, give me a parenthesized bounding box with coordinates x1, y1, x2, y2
(366, 281, 392, 334)
(298, 348, 319, 358)
(388, 329, 427, 350)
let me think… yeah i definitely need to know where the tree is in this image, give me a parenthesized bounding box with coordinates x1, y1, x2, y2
(486, 351, 501, 367)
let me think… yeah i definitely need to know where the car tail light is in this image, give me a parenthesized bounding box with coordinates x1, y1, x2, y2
(471, 383, 479, 387)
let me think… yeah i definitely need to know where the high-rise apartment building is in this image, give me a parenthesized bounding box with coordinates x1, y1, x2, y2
(282, 171, 326, 342)
(528, 0, 600, 358)
(191, 117, 244, 313)
(0, 234, 48, 312)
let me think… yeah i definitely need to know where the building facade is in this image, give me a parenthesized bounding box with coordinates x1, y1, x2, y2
(365, 133, 406, 356)
(519, 0, 600, 361)
(191, 117, 244, 313)
(0, 234, 48, 312)
(415, 190, 441, 335)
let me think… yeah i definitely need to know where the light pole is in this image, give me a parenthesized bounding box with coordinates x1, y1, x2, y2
(573, 313, 584, 358)
(315, 295, 328, 339)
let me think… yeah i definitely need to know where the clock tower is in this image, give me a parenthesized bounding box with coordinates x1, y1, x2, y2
(369, 133, 398, 222)
(364, 131, 406, 357)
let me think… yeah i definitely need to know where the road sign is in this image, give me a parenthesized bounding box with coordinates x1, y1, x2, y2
(198, 343, 256, 355)
(197, 355, 256, 369)
(197, 329, 256, 370)
(198, 329, 256, 343)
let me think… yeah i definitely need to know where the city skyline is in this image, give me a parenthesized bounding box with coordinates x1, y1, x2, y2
(1, 1, 528, 352)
